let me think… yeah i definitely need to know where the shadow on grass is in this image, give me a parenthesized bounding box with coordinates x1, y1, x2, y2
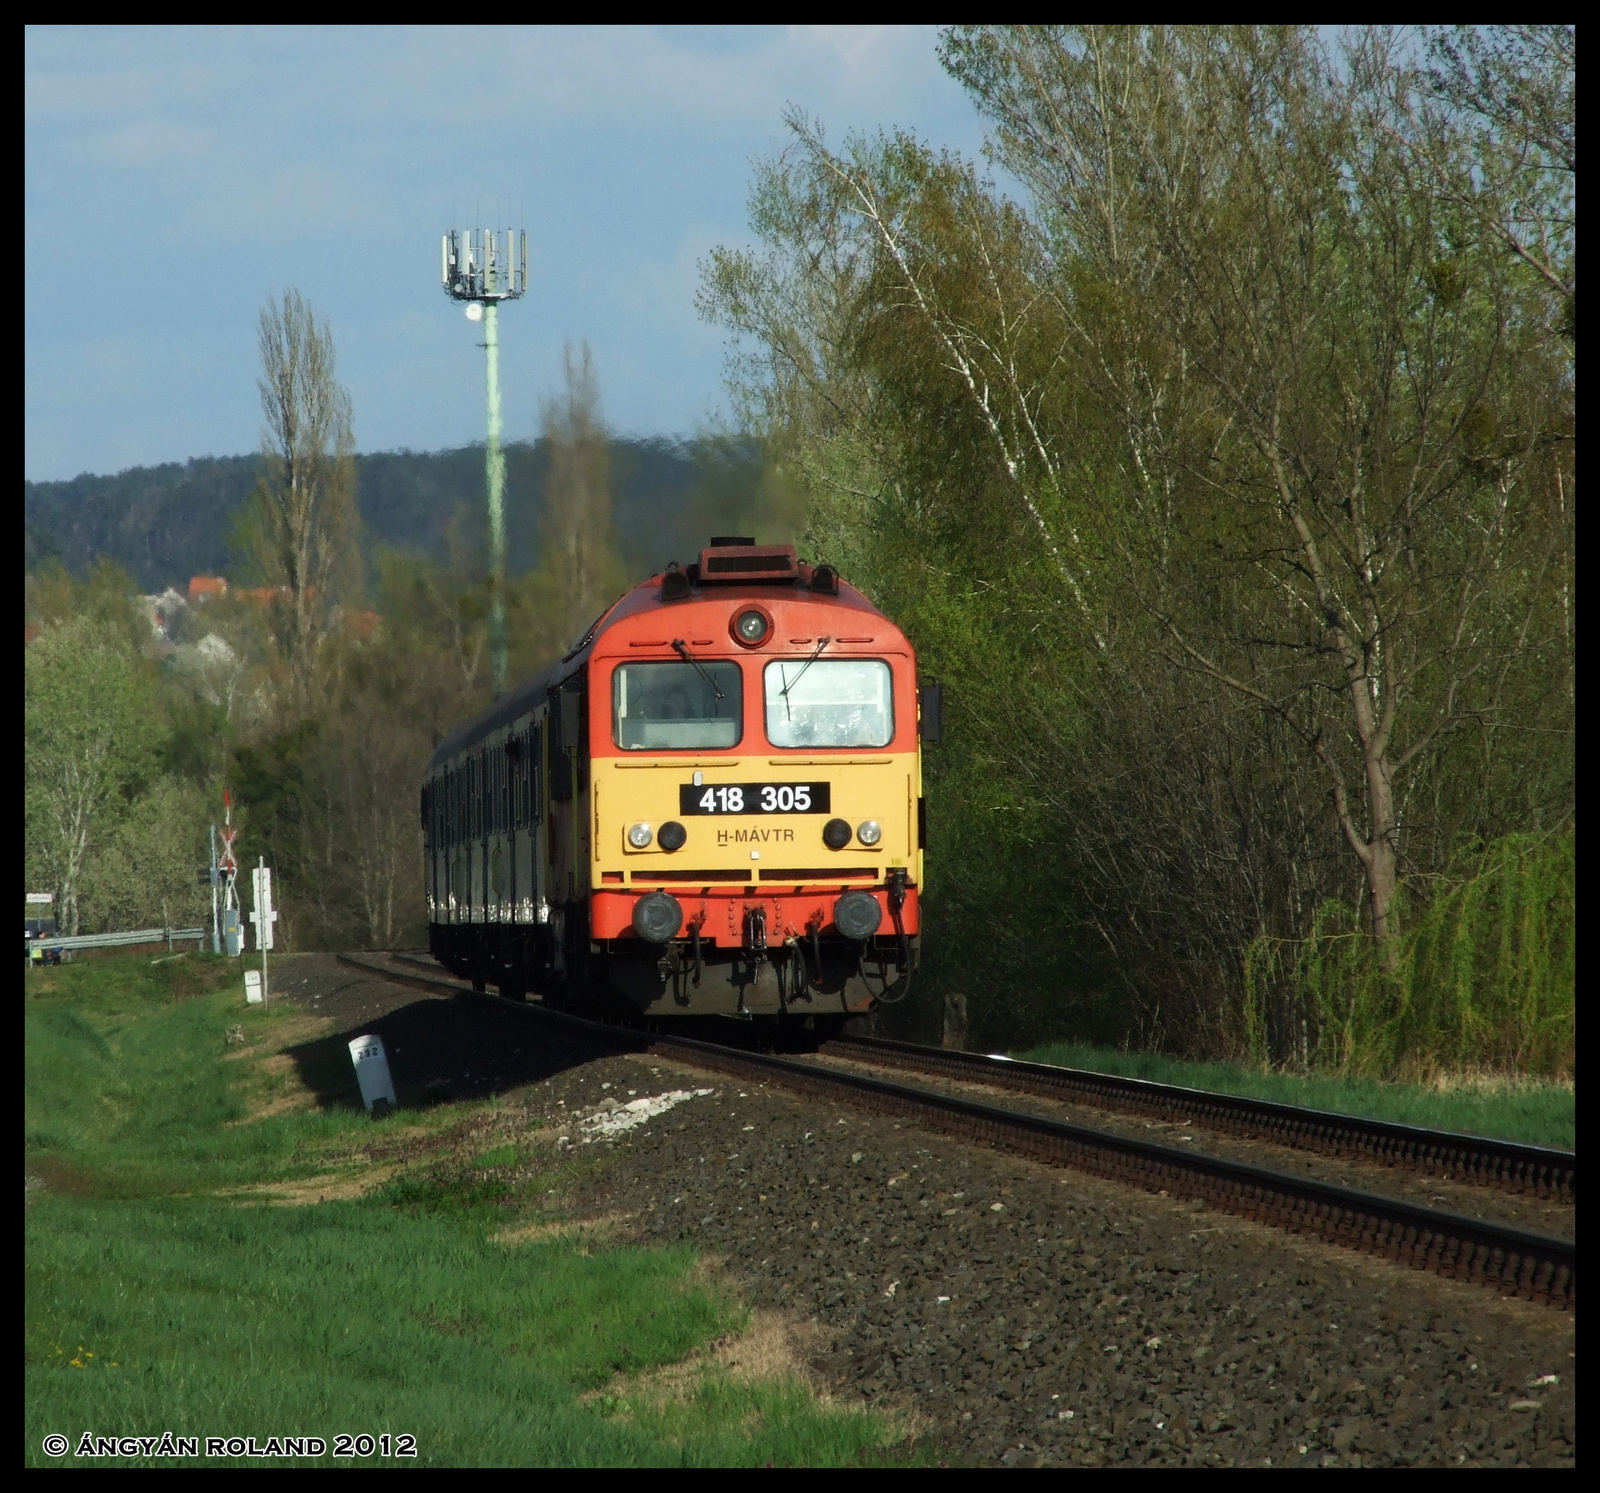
(284, 994, 616, 1113)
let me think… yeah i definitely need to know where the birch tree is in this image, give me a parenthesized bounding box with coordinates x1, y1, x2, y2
(244, 289, 360, 709)
(946, 25, 1570, 953)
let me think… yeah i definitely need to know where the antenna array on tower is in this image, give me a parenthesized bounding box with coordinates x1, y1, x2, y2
(442, 229, 528, 303)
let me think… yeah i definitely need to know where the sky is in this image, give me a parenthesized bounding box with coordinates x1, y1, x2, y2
(24, 26, 990, 483)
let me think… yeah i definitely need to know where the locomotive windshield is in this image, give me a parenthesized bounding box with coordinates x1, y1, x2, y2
(764, 659, 893, 748)
(613, 660, 742, 749)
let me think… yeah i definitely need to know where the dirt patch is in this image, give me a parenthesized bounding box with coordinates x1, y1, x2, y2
(225, 1162, 406, 1206)
(493, 1212, 634, 1250)
(224, 1011, 334, 1063)
(27, 1156, 100, 1199)
(588, 1301, 831, 1415)
(712, 1309, 827, 1391)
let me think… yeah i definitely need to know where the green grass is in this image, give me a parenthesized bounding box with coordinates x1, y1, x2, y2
(26, 955, 915, 1467)
(26, 953, 379, 1197)
(1011, 1040, 1575, 1150)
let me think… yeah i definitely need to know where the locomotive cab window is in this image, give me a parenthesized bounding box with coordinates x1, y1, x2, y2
(613, 660, 743, 750)
(765, 658, 894, 748)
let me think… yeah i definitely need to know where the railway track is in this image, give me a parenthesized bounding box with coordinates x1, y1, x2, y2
(822, 1035, 1575, 1200)
(337, 951, 1575, 1310)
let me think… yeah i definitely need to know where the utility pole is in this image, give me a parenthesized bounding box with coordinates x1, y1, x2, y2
(442, 228, 527, 698)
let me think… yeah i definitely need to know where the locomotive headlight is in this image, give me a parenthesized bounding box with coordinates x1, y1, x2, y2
(856, 819, 883, 846)
(734, 608, 770, 645)
(633, 891, 683, 944)
(833, 890, 883, 941)
(627, 822, 654, 849)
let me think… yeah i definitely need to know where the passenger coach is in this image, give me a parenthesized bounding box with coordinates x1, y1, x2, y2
(422, 538, 940, 1032)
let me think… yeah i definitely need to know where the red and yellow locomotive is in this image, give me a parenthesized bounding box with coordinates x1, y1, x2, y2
(422, 538, 939, 1033)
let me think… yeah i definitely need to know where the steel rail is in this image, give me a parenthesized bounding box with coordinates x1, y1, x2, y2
(336, 952, 1575, 1309)
(823, 1035, 1576, 1201)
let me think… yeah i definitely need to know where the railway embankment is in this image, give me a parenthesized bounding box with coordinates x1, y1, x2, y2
(531, 1052, 1574, 1467)
(332, 955, 1575, 1466)
(28, 950, 1573, 1467)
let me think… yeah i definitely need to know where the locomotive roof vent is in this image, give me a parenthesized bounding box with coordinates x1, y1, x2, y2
(699, 540, 800, 584)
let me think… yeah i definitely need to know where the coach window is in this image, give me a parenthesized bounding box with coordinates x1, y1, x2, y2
(613, 661, 743, 750)
(764, 658, 894, 749)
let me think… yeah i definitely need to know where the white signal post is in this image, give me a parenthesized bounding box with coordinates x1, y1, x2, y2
(249, 859, 278, 1006)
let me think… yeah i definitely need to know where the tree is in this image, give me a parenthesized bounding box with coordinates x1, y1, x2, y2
(305, 696, 431, 948)
(241, 289, 360, 710)
(1422, 25, 1575, 312)
(943, 25, 1570, 950)
(78, 777, 211, 935)
(701, 26, 1574, 1057)
(536, 344, 624, 651)
(25, 618, 158, 935)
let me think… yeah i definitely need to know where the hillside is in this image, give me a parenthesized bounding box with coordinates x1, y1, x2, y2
(24, 437, 786, 592)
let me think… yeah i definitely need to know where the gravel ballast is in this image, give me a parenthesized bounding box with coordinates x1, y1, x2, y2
(549, 1053, 1575, 1468)
(804, 1052, 1576, 1238)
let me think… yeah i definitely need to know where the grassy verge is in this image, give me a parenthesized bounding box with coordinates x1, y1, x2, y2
(26, 955, 913, 1467)
(1011, 1040, 1574, 1150)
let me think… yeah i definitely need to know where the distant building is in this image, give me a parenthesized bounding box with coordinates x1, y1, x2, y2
(189, 576, 228, 603)
(137, 587, 189, 648)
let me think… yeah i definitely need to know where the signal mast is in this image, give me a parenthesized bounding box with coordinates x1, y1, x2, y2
(442, 227, 528, 698)
(219, 790, 241, 955)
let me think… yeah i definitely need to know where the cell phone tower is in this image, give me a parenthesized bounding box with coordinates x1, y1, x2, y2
(443, 227, 528, 697)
